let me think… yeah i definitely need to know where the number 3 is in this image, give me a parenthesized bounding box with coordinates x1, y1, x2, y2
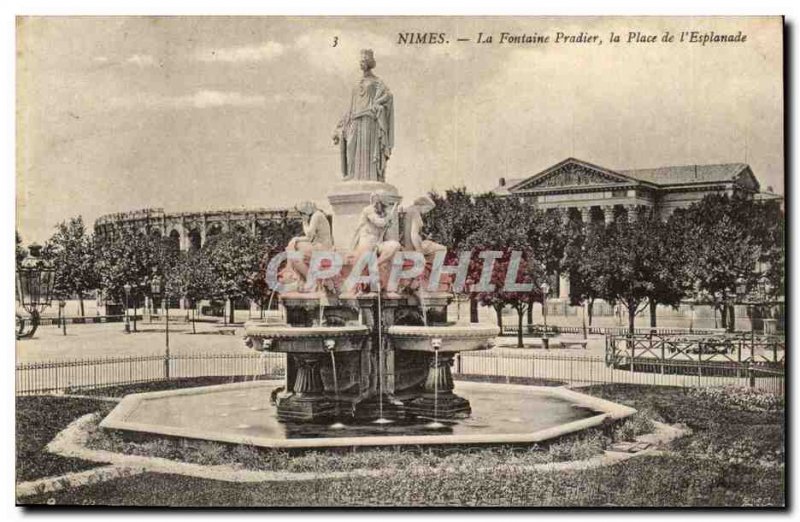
(332, 36, 339, 47)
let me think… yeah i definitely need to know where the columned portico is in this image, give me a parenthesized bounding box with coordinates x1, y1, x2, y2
(603, 206, 614, 224)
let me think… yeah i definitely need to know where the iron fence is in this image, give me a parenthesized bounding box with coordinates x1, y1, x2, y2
(607, 333, 785, 366)
(454, 351, 784, 396)
(16, 349, 783, 397)
(15, 352, 286, 396)
(500, 324, 728, 337)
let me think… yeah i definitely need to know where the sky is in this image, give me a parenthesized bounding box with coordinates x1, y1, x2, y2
(16, 16, 784, 244)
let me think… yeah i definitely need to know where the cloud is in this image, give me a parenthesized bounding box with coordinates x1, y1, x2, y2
(189, 90, 266, 108)
(93, 56, 109, 63)
(112, 90, 267, 109)
(126, 54, 156, 67)
(271, 92, 323, 104)
(196, 41, 285, 63)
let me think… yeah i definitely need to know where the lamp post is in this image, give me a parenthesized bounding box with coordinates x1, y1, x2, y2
(123, 283, 132, 334)
(150, 275, 170, 380)
(16, 244, 56, 340)
(540, 281, 550, 350)
(734, 277, 752, 353)
(59, 299, 67, 336)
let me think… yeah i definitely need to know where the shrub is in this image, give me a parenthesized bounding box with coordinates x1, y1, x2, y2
(686, 386, 784, 413)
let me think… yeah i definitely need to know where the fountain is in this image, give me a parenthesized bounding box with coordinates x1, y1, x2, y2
(99, 49, 636, 449)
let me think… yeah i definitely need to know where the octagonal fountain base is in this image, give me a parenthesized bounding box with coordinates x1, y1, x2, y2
(100, 380, 636, 449)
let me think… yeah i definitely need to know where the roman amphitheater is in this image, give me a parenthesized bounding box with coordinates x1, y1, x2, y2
(94, 207, 301, 251)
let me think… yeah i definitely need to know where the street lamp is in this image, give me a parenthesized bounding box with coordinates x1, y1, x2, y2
(16, 244, 55, 339)
(123, 283, 132, 334)
(734, 276, 754, 353)
(150, 275, 170, 380)
(540, 281, 550, 350)
(58, 299, 67, 336)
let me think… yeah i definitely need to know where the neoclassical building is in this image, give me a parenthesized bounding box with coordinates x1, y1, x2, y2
(493, 157, 780, 223)
(94, 207, 301, 251)
(493, 157, 782, 300)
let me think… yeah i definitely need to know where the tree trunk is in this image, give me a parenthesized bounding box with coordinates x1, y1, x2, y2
(628, 301, 637, 334)
(719, 304, 727, 330)
(649, 297, 657, 328)
(470, 296, 479, 323)
(494, 304, 504, 330)
(526, 304, 533, 328)
(78, 293, 85, 317)
(517, 306, 524, 348)
(588, 299, 594, 326)
(228, 298, 235, 325)
(728, 304, 736, 333)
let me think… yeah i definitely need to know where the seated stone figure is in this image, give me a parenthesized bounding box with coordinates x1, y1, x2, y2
(346, 192, 402, 293)
(403, 195, 447, 259)
(401, 195, 449, 295)
(283, 201, 333, 290)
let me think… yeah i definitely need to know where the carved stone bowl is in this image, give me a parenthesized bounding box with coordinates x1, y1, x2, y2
(244, 324, 369, 354)
(387, 324, 499, 353)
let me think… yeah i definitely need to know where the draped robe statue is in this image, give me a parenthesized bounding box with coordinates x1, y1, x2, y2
(333, 49, 394, 182)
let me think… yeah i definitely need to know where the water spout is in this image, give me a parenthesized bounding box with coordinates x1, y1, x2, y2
(424, 337, 444, 430)
(418, 290, 428, 326)
(372, 287, 393, 425)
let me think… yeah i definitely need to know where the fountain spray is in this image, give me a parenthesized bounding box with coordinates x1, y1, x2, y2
(425, 337, 446, 430)
(372, 201, 398, 426)
(325, 338, 346, 430)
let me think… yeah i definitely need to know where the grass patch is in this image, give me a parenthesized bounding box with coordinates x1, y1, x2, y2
(19, 453, 784, 507)
(84, 423, 616, 474)
(17, 382, 785, 507)
(16, 396, 115, 483)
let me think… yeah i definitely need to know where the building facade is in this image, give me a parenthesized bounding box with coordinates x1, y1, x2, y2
(493, 157, 782, 301)
(94, 207, 301, 251)
(493, 157, 779, 223)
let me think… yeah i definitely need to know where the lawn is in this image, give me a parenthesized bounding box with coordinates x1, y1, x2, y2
(16, 396, 115, 482)
(16, 381, 785, 507)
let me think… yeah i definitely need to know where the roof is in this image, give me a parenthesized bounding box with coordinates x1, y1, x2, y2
(492, 178, 523, 195)
(619, 163, 750, 186)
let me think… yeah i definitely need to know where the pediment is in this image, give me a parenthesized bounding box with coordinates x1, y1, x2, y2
(735, 166, 760, 192)
(508, 158, 641, 192)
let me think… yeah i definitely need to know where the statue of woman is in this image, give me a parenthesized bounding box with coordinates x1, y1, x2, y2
(333, 49, 394, 182)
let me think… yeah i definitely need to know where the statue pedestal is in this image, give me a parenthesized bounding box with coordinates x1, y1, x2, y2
(327, 180, 402, 249)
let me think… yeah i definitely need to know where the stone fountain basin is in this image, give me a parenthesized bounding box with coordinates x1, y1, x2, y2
(245, 324, 369, 353)
(387, 324, 500, 353)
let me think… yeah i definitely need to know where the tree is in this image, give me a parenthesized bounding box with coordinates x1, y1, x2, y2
(203, 230, 268, 324)
(424, 188, 483, 322)
(463, 195, 551, 347)
(562, 218, 604, 328)
(44, 217, 98, 316)
(674, 194, 782, 332)
(583, 212, 684, 333)
(469, 248, 546, 348)
(165, 250, 213, 333)
(95, 228, 166, 313)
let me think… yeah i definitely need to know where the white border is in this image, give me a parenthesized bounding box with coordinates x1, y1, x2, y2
(5, 2, 796, 519)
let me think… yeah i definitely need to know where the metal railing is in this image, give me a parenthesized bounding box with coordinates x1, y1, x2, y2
(15, 352, 286, 396)
(15, 349, 783, 397)
(454, 351, 784, 396)
(500, 324, 727, 337)
(607, 332, 785, 366)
